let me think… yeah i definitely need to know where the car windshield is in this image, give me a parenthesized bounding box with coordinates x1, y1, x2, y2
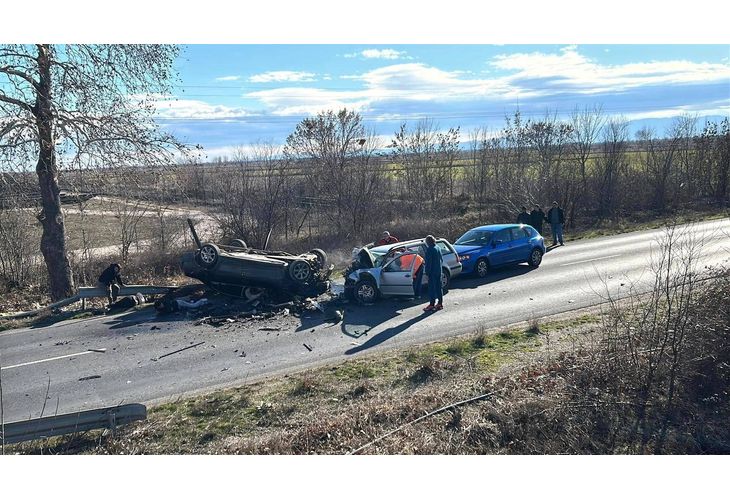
(455, 230, 493, 246)
(370, 248, 389, 267)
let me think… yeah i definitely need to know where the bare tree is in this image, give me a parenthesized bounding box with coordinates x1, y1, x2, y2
(285, 109, 385, 236)
(596, 118, 629, 219)
(0, 44, 185, 299)
(569, 105, 604, 222)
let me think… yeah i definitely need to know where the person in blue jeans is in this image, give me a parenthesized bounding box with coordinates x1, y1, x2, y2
(423, 235, 443, 311)
(546, 201, 565, 246)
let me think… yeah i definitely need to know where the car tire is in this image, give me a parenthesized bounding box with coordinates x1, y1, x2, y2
(528, 248, 543, 268)
(288, 259, 312, 283)
(230, 238, 247, 249)
(354, 278, 378, 305)
(475, 258, 489, 278)
(310, 248, 328, 268)
(197, 243, 220, 269)
(440, 268, 451, 292)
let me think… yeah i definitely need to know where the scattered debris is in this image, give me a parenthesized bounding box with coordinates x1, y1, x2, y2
(88, 348, 107, 353)
(78, 375, 101, 381)
(303, 343, 313, 352)
(152, 341, 205, 362)
(259, 326, 281, 331)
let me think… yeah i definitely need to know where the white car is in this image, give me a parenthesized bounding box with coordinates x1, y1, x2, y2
(344, 238, 462, 304)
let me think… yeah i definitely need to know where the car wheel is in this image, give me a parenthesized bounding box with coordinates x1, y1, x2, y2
(354, 279, 378, 304)
(288, 259, 312, 283)
(440, 269, 451, 292)
(475, 258, 489, 278)
(230, 238, 247, 249)
(310, 248, 328, 268)
(528, 248, 543, 268)
(197, 243, 220, 269)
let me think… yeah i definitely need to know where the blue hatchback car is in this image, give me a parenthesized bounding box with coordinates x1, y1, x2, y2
(453, 224, 546, 278)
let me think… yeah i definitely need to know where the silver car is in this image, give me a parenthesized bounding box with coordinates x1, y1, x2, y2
(344, 238, 462, 304)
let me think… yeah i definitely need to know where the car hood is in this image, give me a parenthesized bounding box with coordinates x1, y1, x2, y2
(453, 244, 484, 254)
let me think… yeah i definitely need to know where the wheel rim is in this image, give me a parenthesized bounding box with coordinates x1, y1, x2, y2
(531, 250, 542, 266)
(477, 260, 488, 277)
(357, 283, 375, 301)
(200, 247, 216, 264)
(291, 262, 310, 281)
(441, 273, 448, 289)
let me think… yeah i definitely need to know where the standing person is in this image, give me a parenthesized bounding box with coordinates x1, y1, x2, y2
(547, 201, 566, 246)
(98, 263, 124, 305)
(423, 235, 443, 312)
(516, 206, 531, 225)
(376, 231, 399, 246)
(412, 253, 425, 298)
(529, 204, 546, 235)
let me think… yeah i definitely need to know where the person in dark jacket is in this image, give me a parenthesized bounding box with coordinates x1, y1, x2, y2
(529, 204, 546, 235)
(516, 206, 531, 225)
(546, 201, 566, 246)
(98, 263, 123, 305)
(423, 235, 443, 312)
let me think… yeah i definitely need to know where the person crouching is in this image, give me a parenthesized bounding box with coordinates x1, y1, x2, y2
(98, 263, 123, 306)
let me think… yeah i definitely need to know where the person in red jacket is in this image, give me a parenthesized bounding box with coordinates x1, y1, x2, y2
(376, 231, 399, 246)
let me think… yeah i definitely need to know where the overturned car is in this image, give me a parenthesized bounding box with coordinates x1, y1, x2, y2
(181, 221, 332, 298)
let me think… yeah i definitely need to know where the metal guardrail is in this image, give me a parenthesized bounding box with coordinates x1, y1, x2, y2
(1, 403, 147, 445)
(1, 285, 176, 320)
(77, 285, 176, 298)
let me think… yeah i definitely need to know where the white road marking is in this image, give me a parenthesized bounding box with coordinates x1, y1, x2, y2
(1, 349, 103, 370)
(560, 254, 621, 267)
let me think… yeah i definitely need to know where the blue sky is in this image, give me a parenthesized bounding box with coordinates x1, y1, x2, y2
(156, 44, 730, 159)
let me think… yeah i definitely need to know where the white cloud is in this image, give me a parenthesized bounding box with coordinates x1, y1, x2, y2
(215, 75, 241, 82)
(491, 45, 730, 94)
(249, 71, 316, 83)
(242, 47, 729, 122)
(246, 87, 371, 116)
(153, 97, 249, 120)
(344, 49, 411, 60)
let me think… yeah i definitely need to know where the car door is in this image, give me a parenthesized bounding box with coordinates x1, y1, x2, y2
(489, 229, 513, 265)
(509, 227, 531, 262)
(380, 252, 417, 296)
(436, 240, 462, 276)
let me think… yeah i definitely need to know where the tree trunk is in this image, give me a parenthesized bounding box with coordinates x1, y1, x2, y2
(35, 44, 75, 300)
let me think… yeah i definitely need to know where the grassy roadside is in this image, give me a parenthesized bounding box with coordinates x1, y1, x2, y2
(7, 312, 600, 455)
(564, 206, 729, 242)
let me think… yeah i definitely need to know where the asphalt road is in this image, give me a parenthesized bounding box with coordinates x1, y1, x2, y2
(2, 218, 728, 423)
